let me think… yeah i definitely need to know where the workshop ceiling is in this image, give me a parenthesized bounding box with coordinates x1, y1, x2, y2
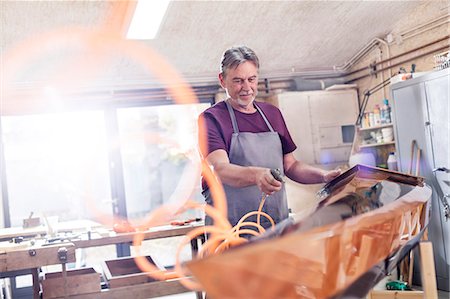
(0, 1, 445, 89)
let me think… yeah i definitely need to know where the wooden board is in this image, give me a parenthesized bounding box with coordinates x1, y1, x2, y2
(419, 242, 438, 299)
(0, 219, 102, 240)
(0, 242, 76, 272)
(0, 240, 31, 253)
(72, 223, 203, 249)
(367, 290, 424, 299)
(48, 279, 190, 299)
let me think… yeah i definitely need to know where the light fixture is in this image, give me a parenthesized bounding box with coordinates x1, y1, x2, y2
(126, 0, 170, 40)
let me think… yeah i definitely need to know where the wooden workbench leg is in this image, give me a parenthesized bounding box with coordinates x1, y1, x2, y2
(407, 250, 414, 286)
(32, 268, 40, 299)
(190, 238, 199, 257)
(419, 241, 438, 299)
(190, 237, 204, 299)
(3, 278, 12, 299)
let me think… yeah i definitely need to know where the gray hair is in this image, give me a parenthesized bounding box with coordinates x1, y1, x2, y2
(220, 46, 260, 77)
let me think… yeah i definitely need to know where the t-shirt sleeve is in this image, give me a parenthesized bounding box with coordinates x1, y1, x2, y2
(199, 111, 228, 158)
(272, 106, 297, 155)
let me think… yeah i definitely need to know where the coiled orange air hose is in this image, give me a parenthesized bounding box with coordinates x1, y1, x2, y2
(133, 193, 275, 290)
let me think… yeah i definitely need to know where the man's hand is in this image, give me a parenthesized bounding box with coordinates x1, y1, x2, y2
(256, 168, 282, 195)
(323, 169, 342, 183)
(207, 150, 285, 190)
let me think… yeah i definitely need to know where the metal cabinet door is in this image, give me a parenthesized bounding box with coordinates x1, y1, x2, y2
(391, 82, 431, 175)
(425, 74, 450, 291)
(425, 75, 450, 195)
(391, 76, 448, 291)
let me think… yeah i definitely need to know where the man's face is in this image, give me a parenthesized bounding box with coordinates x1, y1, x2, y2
(219, 61, 259, 109)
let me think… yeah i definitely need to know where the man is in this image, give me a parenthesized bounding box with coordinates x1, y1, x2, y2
(200, 46, 340, 229)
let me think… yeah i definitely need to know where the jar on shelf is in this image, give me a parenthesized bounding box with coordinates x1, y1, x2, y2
(381, 127, 394, 142)
(387, 152, 398, 171)
(375, 130, 383, 143)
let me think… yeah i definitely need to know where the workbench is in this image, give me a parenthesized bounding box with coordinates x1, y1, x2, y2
(0, 221, 205, 299)
(0, 242, 76, 299)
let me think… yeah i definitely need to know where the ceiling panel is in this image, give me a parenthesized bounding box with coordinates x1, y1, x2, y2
(0, 0, 439, 89)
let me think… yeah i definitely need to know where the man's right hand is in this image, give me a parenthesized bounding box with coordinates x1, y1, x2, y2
(256, 168, 282, 195)
(206, 150, 284, 192)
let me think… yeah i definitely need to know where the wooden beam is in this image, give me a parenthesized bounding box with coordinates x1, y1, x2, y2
(368, 290, 424, 299)
(51, 279, 191, 299)
(419, 242, 438, 299)
(0, 243, 75, 272)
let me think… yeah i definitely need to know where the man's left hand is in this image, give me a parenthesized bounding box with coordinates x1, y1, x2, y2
(323, 169, 342, 183)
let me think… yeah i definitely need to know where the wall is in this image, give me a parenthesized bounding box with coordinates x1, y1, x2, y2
(0, 186, 3, 228)
(348, 1, 449, 112)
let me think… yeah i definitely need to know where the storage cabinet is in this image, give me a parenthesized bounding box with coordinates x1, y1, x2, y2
(390, 68, 450, 291)
(278, 89, 359, 167)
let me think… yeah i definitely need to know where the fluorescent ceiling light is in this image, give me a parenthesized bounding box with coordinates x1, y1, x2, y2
(126, 0, 170, 40)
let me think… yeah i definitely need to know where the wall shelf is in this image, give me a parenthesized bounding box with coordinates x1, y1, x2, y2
(359, 141, 396, 149)
(358, 123, 393, 132)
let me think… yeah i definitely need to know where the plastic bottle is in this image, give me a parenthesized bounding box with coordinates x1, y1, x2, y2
(382, 99, 392, 124)
(369, 112, 375, 127)
(387, 152, 398, 171)
(363, 112, 370, 128)
(373, 105, 381, 126)
(380, 103, 386, 124)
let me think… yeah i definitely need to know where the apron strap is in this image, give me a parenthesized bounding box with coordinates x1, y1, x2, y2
(254, 102, 275, 132)
(225, 100, 239, 134)
(225, 99, 275, 133)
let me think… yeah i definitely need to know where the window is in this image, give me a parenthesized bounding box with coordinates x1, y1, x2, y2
(117, 103, 209, 223)
(2, 111, 112, 227)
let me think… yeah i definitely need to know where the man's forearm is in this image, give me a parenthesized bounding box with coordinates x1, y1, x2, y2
(213, 163, 262, 187)
(285, 160, 325, 184)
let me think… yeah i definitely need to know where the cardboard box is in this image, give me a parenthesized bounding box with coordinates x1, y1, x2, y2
(42, 268, 101, 298)
(390, 72, 429, 85)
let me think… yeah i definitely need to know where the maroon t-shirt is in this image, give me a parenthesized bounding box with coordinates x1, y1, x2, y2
(199, 100, 297, 159)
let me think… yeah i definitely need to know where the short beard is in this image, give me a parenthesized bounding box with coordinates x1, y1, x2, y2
(236, 96, 255, 108)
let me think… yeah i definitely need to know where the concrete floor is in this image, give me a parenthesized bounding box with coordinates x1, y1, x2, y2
(154, 290, 450, 299)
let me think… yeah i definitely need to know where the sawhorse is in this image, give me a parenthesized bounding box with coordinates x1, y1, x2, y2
(367, 241, 438, 299)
